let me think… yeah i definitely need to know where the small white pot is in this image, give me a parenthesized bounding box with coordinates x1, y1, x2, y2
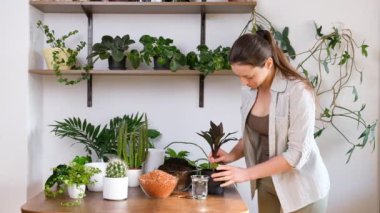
(67, 184, 86, 199)
(128, 169, 143, 187)
(85, 162, 107, 192)
(103, 177, 129, 200)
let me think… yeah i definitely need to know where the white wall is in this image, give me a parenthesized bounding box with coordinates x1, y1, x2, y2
(0, 0, 29, 212)
(19, 0, 380, 213)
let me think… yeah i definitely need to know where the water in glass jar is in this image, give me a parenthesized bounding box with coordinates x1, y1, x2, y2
(191, 175, 209, 200)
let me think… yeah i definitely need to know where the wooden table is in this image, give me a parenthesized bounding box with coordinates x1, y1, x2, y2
(21, 186, 248, 213)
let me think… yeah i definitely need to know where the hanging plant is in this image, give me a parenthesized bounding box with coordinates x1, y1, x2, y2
(37, 20, 91, 85)
(241, 10, 377, 163)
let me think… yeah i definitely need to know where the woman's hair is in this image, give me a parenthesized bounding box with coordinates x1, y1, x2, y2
(229, 30, 312, 88)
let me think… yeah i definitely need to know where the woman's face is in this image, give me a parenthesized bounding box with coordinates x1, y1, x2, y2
(231, 62, 272, 89)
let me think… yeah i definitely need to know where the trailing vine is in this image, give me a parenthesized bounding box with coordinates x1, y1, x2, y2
(242, 10, 377, 163)
(37, 20, 91, 85)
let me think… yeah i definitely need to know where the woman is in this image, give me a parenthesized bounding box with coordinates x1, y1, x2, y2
(210, 30, 330, 213)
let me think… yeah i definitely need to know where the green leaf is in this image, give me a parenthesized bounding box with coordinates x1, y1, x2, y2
(165, 148, 177, 158)
(314, 128, 325, 138)
(345, 146, 355, 164)
(315, 22, 323, 37)
(322, 108, 331, 118)
(322, 60, 329, 73)
(338, 51, 350, 65)
(352, 86, 358, 102)
(361, 44, 368, 57)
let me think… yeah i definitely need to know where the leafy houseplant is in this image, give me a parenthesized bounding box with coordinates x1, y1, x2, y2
(116, 113, 155, 187)
(36, 20, 91, 85)
(65, 157, 101, 199)
(158, 148, 198, 192)
(44, 156, 100, 201)
(103, 158, 129, 200)
(186, 44, 231, 76)
(197, 121, 238, 195)
(87, 35, 135, 70)
(242, 10, 377, 163)
(139, 35, 186, 71)
(50, 114, 160, 162)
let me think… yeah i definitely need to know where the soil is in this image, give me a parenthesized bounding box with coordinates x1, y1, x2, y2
(158, 158, 198, 191)
(158, 158, 196, 172)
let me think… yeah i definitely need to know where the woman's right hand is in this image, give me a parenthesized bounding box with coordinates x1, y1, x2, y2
(208, 149, 235, 164)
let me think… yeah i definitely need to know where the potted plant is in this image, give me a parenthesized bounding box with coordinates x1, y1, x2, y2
(186, 44, 231, 76)
(36, 20, 91, 85)
(44, 156, 100, 200)
(50, 114, 160, 191)
(65, 156, 101, 199)
(158, 148, 198, 192)
(50, 114, 161, 162)
(139, 35, 186, 71)
(87, 34, 135, 70)
(197, 121, 237, 195)
(116, 114, 150, 187)
(103, 158, 129, 200)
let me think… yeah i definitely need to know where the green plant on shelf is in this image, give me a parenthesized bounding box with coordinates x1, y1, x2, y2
(139, 35, 186, 71)
(87, 34, 135, 69)
(36, 20, 91, 85)
(186, 44, 231, 76)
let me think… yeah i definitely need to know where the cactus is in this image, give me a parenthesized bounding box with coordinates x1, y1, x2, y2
(117, 113, 149, 169)
(106, 159, 128, 178)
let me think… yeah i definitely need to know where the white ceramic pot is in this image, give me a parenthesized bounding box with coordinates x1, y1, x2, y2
(128, 169, 143, 187)
(67, 184, 86, 199)
(143, 148, 165, 173)
(103, 177, 129, 200)
(85, 162, 107, 191)
(43, 48, 70, 70)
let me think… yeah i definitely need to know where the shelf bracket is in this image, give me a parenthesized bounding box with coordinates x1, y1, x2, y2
(199, 4, 206, 108)
(82, 5, 93, 107)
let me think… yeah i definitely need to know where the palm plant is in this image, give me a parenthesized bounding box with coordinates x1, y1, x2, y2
(197, 121, 238, 159)
(50, 113, 160, 162)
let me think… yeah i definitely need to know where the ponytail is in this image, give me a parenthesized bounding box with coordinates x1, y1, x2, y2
(229, 30, 312, 89)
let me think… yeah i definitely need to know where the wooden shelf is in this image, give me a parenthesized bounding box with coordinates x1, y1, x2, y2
(30, 1, 256, 14)
(29, 69, 234, 76)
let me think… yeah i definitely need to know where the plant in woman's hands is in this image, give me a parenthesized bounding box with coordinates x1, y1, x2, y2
(197, 121, 238, 169)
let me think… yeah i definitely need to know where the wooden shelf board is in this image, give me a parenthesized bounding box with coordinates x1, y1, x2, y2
(30, 1, 256, 14)
(29, 69, 234, 76)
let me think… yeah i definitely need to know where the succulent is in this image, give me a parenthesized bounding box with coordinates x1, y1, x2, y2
(197, 121, 238, 158)
(106, 159, 128, 178)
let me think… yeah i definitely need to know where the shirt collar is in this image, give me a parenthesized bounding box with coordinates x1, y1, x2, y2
(270, 70, 287, 93)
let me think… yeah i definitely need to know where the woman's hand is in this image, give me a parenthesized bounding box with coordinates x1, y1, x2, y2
(211, 165, 251, 187)
(208, 149, 235, 164)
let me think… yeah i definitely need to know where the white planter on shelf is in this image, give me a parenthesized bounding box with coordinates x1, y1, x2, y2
(85, 162, 107, 192)
(67, 184, 86, 199)
(103, 177, 129, 200)
(128, 169, 143, 187)
(143, 148, 165, 173)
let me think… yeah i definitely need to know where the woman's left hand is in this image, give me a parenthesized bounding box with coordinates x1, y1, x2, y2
(211, 165, 250, 187)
